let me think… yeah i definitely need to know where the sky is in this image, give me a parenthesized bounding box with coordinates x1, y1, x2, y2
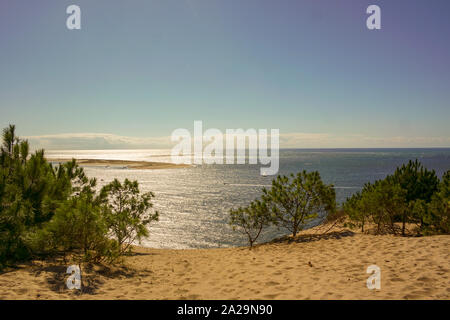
(0, 0, 449, 149)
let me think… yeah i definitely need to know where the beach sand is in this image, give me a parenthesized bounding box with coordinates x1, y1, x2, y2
(46, 158, 190, 170)
(0, 225, 449, 300)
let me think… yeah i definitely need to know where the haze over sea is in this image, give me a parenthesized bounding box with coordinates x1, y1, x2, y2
(46, 148, 450, 249)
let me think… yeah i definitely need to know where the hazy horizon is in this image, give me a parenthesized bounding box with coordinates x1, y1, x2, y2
(23, 131, 450, 150)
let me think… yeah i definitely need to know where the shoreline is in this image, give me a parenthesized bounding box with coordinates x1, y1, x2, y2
(1, 223, 448, 300)
(46, 158, 191, 170)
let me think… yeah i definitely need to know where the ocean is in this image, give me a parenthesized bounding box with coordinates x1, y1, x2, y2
(45, 148, 450, 249)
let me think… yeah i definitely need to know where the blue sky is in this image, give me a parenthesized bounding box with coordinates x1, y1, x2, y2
(0, 0, 449, 148)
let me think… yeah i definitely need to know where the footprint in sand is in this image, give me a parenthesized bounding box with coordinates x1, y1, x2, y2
(403, 291, 431, 299)
(221, 288, 235, 294)
(416, 276, 434, 284)
(275, 286, 288, 291)
(284, 266, 294, 270)
(13, 288, 28, 294)
(175, 289, 189, 294)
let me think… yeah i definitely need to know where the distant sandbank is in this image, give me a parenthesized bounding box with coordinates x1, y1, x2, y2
(46, 158, 190, 170)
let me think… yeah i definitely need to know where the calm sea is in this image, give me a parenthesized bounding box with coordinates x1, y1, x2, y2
(46, 148, 450, 249)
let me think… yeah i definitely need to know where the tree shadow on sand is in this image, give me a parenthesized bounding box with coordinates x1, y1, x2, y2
(29, 262, 151, 296)
(270, 230, 355, 245)
(121, 251, 155, 257)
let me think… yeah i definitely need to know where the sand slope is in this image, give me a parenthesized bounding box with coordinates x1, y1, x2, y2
(0, 230, 449, 300)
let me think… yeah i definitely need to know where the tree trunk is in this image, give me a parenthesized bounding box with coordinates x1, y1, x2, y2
(401, 212, 406, 236)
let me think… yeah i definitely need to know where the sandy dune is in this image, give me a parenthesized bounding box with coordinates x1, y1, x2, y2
(0, 227, 449, 300)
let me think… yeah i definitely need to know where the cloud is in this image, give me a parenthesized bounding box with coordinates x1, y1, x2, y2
(24, 131, 450, 150)
(280, 133, 450, 148)
(25, 133, 172, 150)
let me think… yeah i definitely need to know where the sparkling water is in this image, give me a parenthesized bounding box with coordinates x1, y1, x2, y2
(45, 148, 450, 249)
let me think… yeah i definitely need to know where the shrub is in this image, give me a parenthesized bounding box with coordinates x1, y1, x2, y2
(1, 125, 160, 267)
(33, 173, 119, 263)
(343, 191, 365, 232)
(420, 170, 450, 235)
(101, 179, 159, 255)
(390, 159, 439, 229)
(262, 171, 336, 237)
(229, 199, 273, 248)
(343, 160, 448, 236)
(0, 125, 69, 266)
(39, 194, 117, 263)
(370, 180, 408, 234)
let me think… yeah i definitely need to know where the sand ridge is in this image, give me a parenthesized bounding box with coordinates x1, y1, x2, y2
(0, 227, 449, 300)
(46, 158, 190, 170)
